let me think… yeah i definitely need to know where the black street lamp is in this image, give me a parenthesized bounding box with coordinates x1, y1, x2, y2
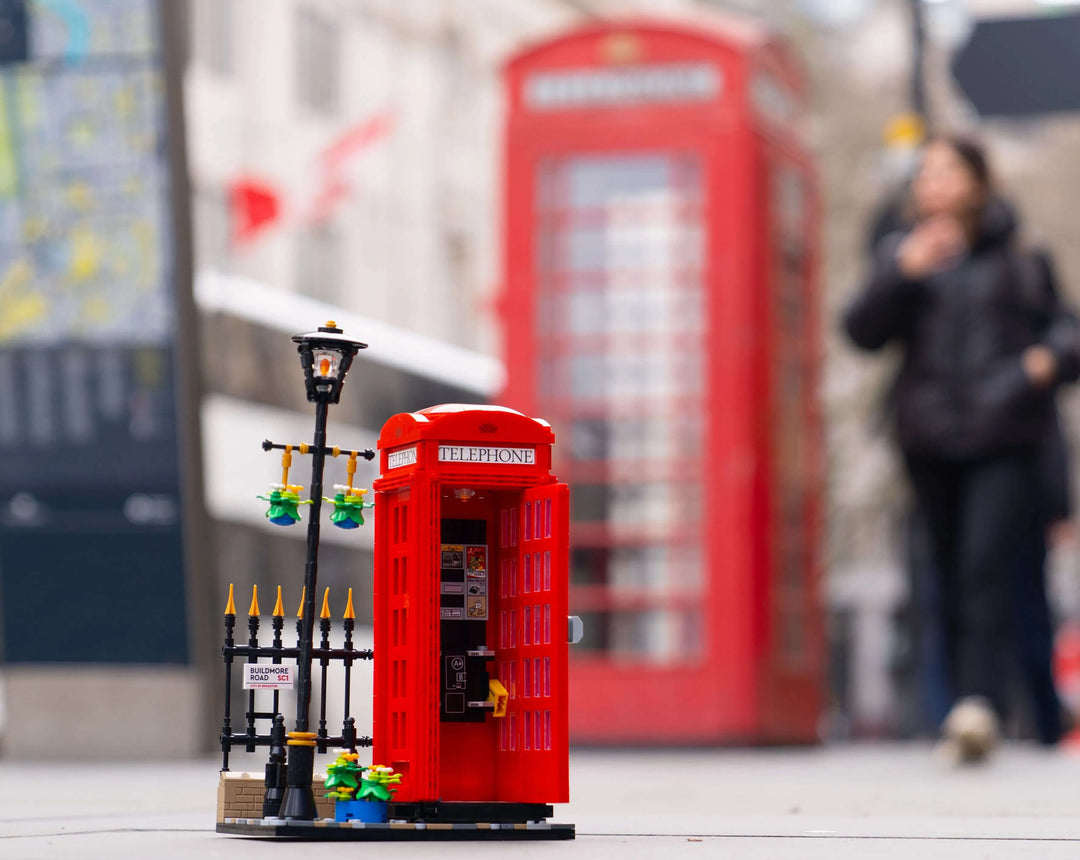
(278, 321, 368, 821)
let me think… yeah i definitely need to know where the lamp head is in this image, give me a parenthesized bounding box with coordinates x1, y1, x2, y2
(291, 321, 367, 404)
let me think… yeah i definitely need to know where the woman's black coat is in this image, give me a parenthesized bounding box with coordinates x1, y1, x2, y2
(844, 200, 1080, 461)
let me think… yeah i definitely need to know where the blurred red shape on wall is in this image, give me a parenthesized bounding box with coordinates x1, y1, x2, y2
(310, 112, 394, 224)
(230, 178, 281, 244)
(226, 112, 392, 242)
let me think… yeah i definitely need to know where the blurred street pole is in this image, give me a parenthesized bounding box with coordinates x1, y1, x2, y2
(909, 0, 929, 124)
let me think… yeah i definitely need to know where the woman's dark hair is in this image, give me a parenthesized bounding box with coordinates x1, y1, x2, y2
(903, 134, 995, 231)
(926, 133, 993, 193)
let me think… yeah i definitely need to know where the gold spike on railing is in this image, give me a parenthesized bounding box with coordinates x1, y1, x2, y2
(320, 587, 331, 619)
(248, 584, 260, 617)
(296, 586, 306, 619)
(273, 586, 284, 618)
(343, 588, 356, 620)
(224, 583, 236, 616)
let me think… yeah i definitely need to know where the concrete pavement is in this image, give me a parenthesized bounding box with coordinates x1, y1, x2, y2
(3, 744, 1080, 858)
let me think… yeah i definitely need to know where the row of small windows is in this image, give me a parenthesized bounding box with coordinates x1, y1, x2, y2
(500, 552, 553, 598)
(496, 657, 553, 700)
(391, 607, 408, 647)
(392, 504, 409, 544)
(390, 709, 407, 749)
(391, 555, 408, 596)
(499, 605, 552, 649)
(500, 500, 553, 548)
(395, 551, 550, 606)
(500, 709, 553, 752)
(387, 495, 408, 753)
(526, 499, 553, 541)
(500, 508, 518, 548)
(390, 659, 408, 699)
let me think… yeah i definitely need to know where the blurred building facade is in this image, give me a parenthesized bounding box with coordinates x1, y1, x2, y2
(182, 0, 1080, 741)
(183, 0, 697, 666)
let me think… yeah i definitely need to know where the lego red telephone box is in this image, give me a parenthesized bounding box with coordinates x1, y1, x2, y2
(500, 18, 824, 743)
(373, 405, 569, 805)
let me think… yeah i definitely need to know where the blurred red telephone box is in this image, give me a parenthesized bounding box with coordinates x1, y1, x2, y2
(500, 18, 824, 743)
(372, 405, 569, 804)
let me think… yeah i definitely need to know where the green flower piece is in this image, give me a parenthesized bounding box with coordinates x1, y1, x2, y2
(324, 752, 362, 800)
(326, 490, 374, 530)
(356, 780, 394, 802)
(357, 764, 401, 802)
(324, 758, 401, 803)
(257, 486, 311, 526)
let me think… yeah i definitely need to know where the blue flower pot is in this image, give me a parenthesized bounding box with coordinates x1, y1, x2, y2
(335, 800, 387, 823)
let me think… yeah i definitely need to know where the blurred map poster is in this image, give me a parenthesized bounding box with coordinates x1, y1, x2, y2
(0, 0, 190, 663)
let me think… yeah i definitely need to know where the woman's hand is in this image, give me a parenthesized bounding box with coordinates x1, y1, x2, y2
(897, 216, 968, 279)
(1022, 345, 1058, 388)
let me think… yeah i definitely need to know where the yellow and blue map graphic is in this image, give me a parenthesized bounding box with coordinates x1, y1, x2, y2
(0, 0, 171, 346)
(0, 1, 191, 666)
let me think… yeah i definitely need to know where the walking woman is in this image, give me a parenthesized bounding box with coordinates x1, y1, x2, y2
(844, 135, 1080, 759)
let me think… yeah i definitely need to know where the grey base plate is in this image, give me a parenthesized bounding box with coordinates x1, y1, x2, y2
(218, 817, 575, 841)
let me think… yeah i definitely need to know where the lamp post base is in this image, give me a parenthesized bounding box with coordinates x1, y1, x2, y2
(278, 785, 317, 821)
(278, 736, 317, 820)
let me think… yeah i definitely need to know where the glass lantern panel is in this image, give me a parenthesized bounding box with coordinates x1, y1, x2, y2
(311, 347, 342, 379)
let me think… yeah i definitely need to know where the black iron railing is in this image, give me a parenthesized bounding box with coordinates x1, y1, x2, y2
(220, 583, 373, 774)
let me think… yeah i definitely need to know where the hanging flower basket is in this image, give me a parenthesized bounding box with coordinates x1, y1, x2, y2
(327, 486, 373, 530)
(257, 484, 309, 526)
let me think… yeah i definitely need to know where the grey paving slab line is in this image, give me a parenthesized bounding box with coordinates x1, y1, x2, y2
(2, 745, 1080, 858)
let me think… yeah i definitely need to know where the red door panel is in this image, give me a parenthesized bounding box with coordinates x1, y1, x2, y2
(494, 482, 569, 803)
(372, 481, 441, 802)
